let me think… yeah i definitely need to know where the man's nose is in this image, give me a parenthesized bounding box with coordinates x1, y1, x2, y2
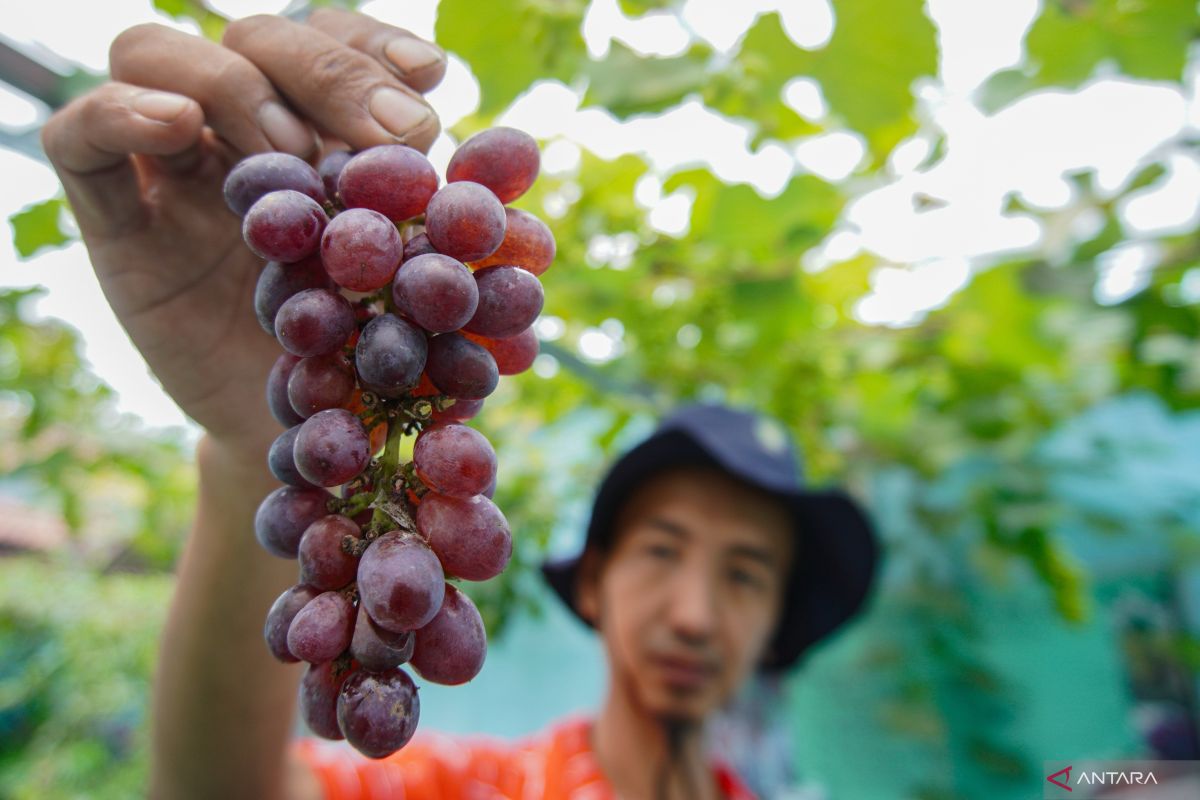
(666, 560, 718, 643)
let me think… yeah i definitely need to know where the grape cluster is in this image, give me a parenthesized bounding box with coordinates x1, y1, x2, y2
(226, 128, 554, 759)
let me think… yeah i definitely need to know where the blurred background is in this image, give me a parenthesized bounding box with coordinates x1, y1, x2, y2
(3, 0, 1200, 798)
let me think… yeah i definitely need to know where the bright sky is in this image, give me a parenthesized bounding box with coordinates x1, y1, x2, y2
(0, 0, 1197, 431)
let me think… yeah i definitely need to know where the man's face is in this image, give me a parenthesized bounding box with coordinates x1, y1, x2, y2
(578, 466, 795, 722)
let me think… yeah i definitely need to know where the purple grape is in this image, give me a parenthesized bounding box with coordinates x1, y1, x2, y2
(287, 353, 355, 419)
(320, 208, 403, 292)
(223, 152, 325, 217)
(254, 486, 330, 558)
(301, 660, 356, 740)
(463, 265, 544, 339)
(412, 423, 496, 498)
(337, 668, 420, 758)
(243, 190, 329, 263)
(465, 328, 539, 375)
(416, 492, 511, 581)
(318, 150, 353, 203)
(298, 514, 361, 591)
(424, 182, 506, 263)
(267, 353, 304, 427)
(471, 208, 555, 275)
(254, 254, 334, 336)
(357, 531, 445, 633)
(431, 397, 484, 423)
(288, 590, 355, 664)
(338, 145, 438, 222)
(294, 408, 371, 487)
(354, 313, 427, 398)
(263, 584, 320, 663)
(446, 127, 539, 204)
(410, 584, 487, 685)
(269, 424, 317, 488)
(403, 232, 437, 261)
(391, 253, 479, 333)
(424, 333, 498, 400)
(351, 604, 415, 673)
(275, 288, 355, 357)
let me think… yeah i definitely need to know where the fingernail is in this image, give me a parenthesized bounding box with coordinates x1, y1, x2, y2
(369, 87, 433, 139)
(384, 37, 444, 75)
(258, 102, 317, 157)
(132, 91, 190, 123)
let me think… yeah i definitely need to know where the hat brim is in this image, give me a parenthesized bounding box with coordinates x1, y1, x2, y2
(540, 429, 879, 672)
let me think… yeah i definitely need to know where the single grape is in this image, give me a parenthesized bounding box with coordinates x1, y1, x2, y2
(267, 353, 305, 427)
(410, 584, 487, 685)
(288, 590, 355, 664)
(268, 425, 317, 488)
(470, 208, 555, 275)
(337, 667, 420, 759)
(243, 190, 329, 263)
(430, 397, 484, 423)
(416, 493, 512, 581)
(339, 145, 438, 222)
(294, 408, 371, 487)
(351, 604, 415, 673)
(424, 182, 507, 263)
(424, 333, 498, 400)
(446, 127, 539, 204)
(354, 313, 427, 398)
(357, 531, 445, 633)
(412, 423, 496, 498)
(224, 152, 325, 217)
(298, 514, 361, 590)
(320, 208, 404, 292)
(255, 486, 330, 559)
(318, 150, 353, 203)
(275, 288, 356, 358)
(463, 265, 544, 339)
(301, 660, 357, 741)
(263, 584, 320, 663)
(287, 353, 356, 418)
(254, 254, 334, 336)
(465, 328, 539, 376)
(403, 232, 437, 261)
(391, 253, 479, 333)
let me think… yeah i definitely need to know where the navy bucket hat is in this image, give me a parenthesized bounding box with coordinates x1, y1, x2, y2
(541, 403, 880, 672)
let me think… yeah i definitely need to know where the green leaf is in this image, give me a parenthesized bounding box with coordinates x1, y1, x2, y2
(617, 0, 674, 14)
(584, 42, 712, 117)
(152, 0, 228, 40)
(436, 0, 587, 117)
(9, 198, 72, 259)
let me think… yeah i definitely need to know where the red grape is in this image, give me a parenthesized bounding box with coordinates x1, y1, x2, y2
(288, 590, 355, 664)
(412, 423, 496, 498)
(403, 232, 437, 261)
(464, 266, 544, 339)
(298, 514, 361, 590)
(431, 397, 484, 423)
(294, 408, 371, 487)
(424, 182, 506, 263)
(224, 152, 325, 217)
(446, 127, 539, 204)
(254, 254, 334, 336)
(357, 531, 445, 632)
(301, 660, 357, 741)
(354, 313, 427, 398)
(337, 668, 420, 758)
(465, 328, 539, 375)
(318, 150, 353, 203)
(269, 424, 317, 488)
(410, 584, 486, 685)
(351, 604, 415, 672)
(320, 208, 403, 292)
(339, 145, 438, 222)
(255, 486, 331, 559)
(267, 353, 304, 427)
(416, 493, 512, 581)
(424, 333, 498, 400)
(287, 353, 355, 418)
(391, 253, 479, 333)
(243, 190, 329, 263)
(471, 208, 555, 275)
(275, 288, 355, 358)
(264, 584, 320, 663)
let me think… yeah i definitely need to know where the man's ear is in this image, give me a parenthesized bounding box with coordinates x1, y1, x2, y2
(575, 546, 605, 627)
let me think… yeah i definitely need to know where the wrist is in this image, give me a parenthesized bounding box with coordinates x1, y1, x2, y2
(197, 432, 279, 500)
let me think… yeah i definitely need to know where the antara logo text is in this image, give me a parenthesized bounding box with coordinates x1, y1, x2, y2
(1046, 765, 1160, 790)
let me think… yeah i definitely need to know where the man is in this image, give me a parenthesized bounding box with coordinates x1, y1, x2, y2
(40, 10, 878, 799)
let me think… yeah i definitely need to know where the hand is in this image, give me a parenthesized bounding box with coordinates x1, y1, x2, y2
(41, 9, 446, 461)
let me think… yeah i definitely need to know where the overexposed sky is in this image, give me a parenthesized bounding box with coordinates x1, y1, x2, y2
(1, 0, 1197, 430)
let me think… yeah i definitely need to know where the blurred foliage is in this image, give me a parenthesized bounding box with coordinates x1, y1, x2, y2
(6, 0, 1200, 797)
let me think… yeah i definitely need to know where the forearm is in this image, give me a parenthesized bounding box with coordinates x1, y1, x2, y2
(149, 433, 303, 800)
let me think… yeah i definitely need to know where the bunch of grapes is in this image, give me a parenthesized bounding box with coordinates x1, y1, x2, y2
(225, 127, 554, 759)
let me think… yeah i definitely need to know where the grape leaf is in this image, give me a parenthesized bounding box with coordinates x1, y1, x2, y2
(9, 198, 72, 259)
(583, 42, 711, 117)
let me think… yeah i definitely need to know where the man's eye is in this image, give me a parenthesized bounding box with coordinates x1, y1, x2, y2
(730, 568, 763, 588)
(646, 544, 678, 560)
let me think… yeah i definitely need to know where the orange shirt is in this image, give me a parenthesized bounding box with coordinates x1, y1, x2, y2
(293, 716, 758, 800)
